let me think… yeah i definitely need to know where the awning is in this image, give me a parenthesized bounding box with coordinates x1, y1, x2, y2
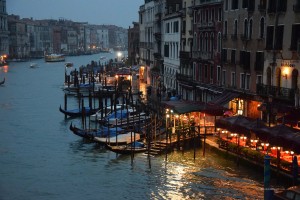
(161, 100, 226, 116)
(209, 91, 240, 106)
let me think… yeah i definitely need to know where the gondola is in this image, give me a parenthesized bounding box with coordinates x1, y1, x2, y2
(94, 132, 141, 146)
(106, 141, 147, 155)
(59, 105, 97, 118)
(69, 123, 123, 140)
(0, 78, 5, 85)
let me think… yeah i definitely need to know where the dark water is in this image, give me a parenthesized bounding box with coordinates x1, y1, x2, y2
(0, 53, 285, 200)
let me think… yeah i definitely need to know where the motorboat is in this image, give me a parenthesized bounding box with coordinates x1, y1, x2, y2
(30, 63, 38, 68)
(45, 54, 65, 62)
(65, 62, 73, 67)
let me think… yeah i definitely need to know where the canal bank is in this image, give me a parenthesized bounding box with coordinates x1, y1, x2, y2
(204, 135, 299, 187)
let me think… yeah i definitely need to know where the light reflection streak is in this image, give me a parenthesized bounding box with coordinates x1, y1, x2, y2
(1, 65, 9, 73)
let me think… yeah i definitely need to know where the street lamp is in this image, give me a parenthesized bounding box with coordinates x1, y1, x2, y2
(261, 143, 270, 154)
(251, 139, 258, 150)
(231, 133, 238, 144)
(240, 136, 247, 146)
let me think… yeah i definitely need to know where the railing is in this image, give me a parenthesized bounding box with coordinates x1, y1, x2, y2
(256, 84, 295, 102)
(176, 73, 194, 83)
(179, 51, 191, 59)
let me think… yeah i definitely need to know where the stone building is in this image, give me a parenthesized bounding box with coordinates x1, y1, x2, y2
(128, 22, 140, 66)
(0, 0, 9, 64)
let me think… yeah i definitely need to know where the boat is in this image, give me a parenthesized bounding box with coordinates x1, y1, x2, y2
(90, 104, 127, 122)
(69, 123, 124, 139)
(103, 108, 149, 127)
(59, 105, 98, 118)
(30, 63, 38, 68)
(273, 185, 300, 199)
(106, 141, 147, 154)
(94, 132, 141, 146)
(45, 54, 65, 62)
(0, 77, 5, 85)
(63, 83, 106, 95)
(65, 62, 73, 67)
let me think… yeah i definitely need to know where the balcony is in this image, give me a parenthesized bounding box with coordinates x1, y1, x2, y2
(256, 84, 295, 102)
(196, 21, 215, 29)
(176, 73, 194, 85)
(179, 51, 191, 60)
(155, 12, 162, 21)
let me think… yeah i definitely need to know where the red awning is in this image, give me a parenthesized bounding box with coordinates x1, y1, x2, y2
(161, 100, 226, 116)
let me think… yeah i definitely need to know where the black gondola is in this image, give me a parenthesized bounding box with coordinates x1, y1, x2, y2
(69, 123, 124, 140)
(0, 78, 5, 85)
(59, 105, 97, 118)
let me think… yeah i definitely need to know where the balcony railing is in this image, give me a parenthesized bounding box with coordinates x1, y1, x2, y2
(179, 51, 191, 59)
(176, 73, 194, 83)
(256, 84, 295, 102)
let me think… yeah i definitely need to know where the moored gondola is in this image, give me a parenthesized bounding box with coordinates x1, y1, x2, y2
(69, 123, 123, 140)
(59, 105, 97, 118)
(0, 77, 5, 85)
(106, 141, 147, 154)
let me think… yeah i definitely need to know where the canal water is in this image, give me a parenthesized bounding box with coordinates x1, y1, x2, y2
(0, 53, 286, 200)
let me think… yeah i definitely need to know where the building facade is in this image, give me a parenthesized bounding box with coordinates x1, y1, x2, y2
(0, 0, 8, 64)
(128, 22, 140, 66)
(163, 0, 182, 94)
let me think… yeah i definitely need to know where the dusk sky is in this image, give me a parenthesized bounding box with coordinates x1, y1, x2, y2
(7, 0, 144, 28)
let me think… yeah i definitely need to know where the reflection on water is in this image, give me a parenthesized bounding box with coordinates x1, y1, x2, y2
(0, 54, 288, 200)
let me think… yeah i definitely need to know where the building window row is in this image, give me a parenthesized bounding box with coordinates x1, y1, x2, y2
(165, 20, 179, 34)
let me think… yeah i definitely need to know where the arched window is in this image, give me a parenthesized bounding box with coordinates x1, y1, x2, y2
(199, 33, 203, 51)
(249, 19, 253, 39)
(210, 33, 214, 53)
(244, 19, 248, 37)
(217, 32, 221, 52)
(194, 33, 197, 51)
(259, 17, 265, 39)
(234, 19, 238, 36)
(224, 20, 228, 36)
(205, 33, 208, 52)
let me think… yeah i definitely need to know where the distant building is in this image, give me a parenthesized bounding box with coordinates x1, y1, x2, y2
(0, 0, 9, 63)
(128, 22, 139, 66)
